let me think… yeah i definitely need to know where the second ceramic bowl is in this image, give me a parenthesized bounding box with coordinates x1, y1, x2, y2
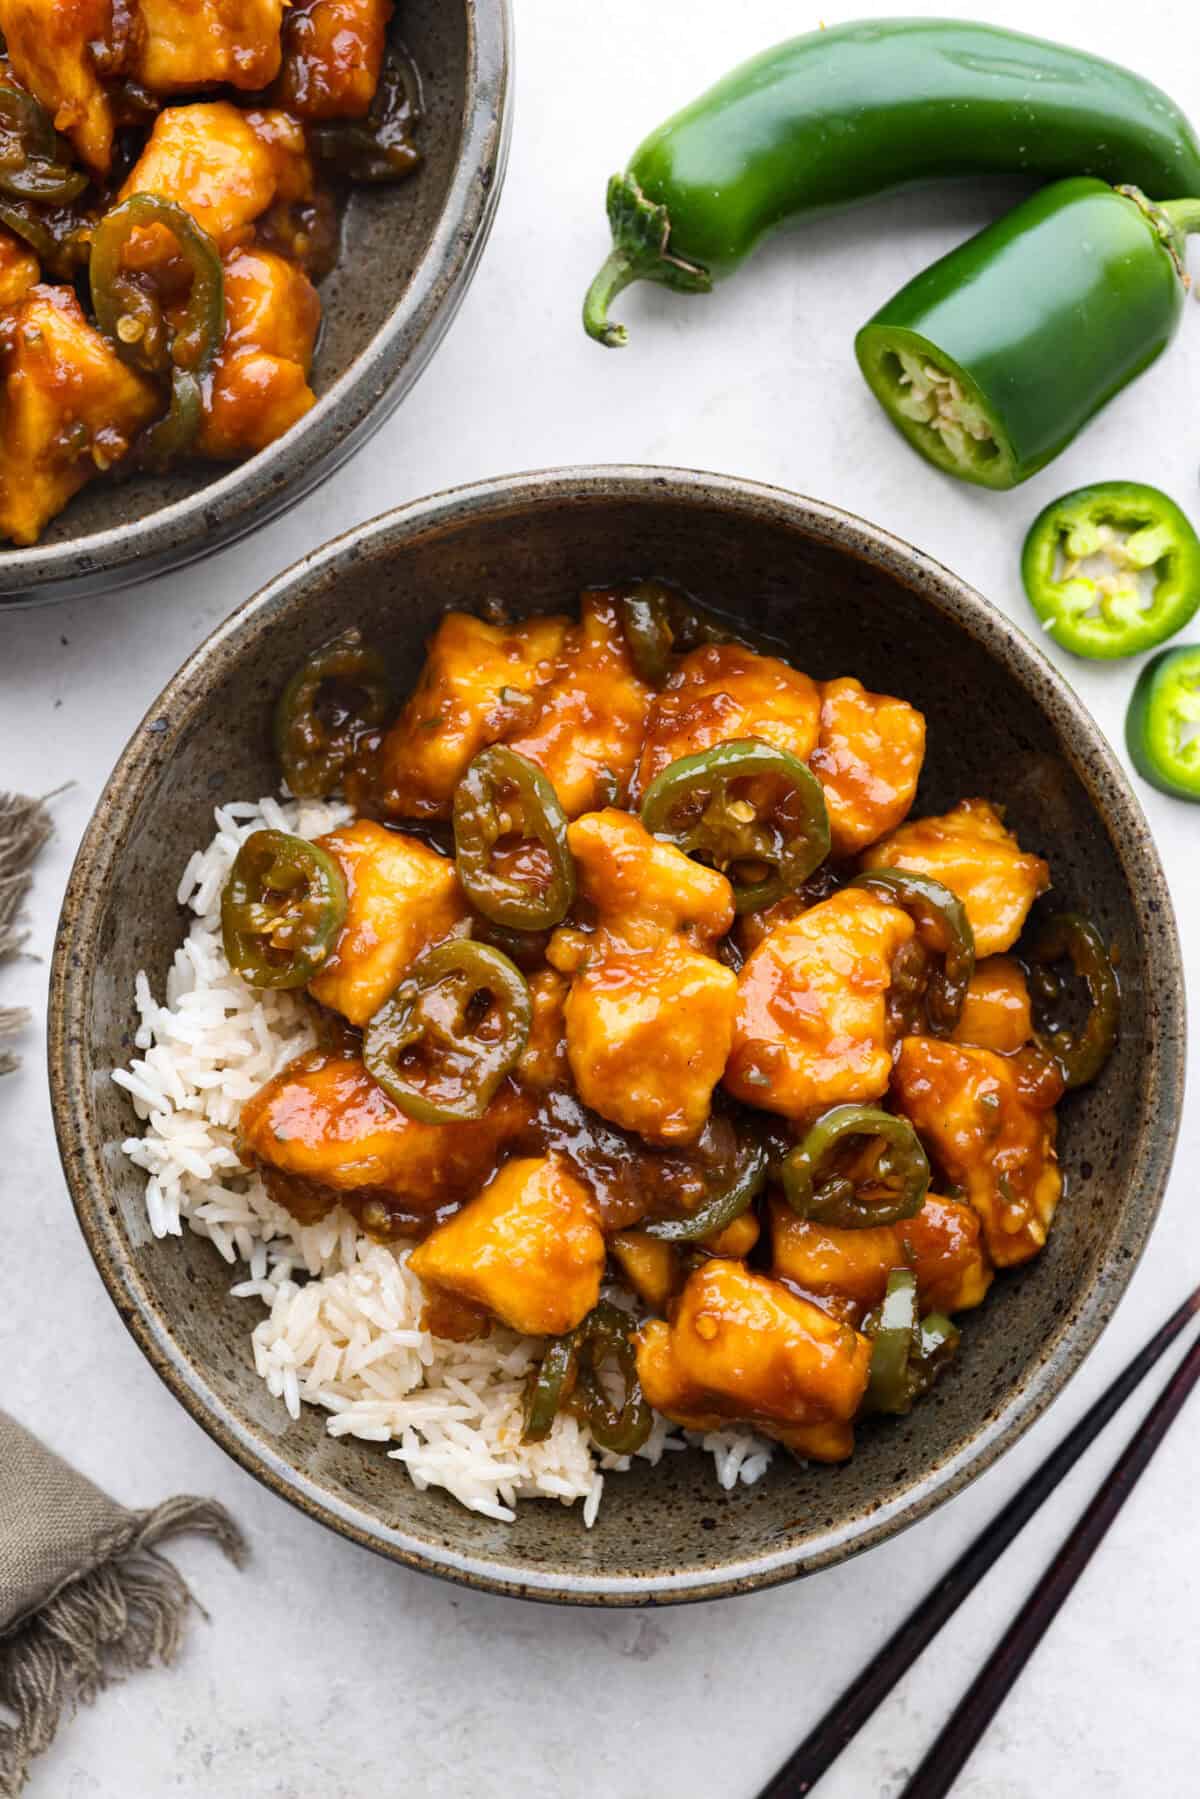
(1, 0, 510, 608)
(49, 467, 1185, 1602)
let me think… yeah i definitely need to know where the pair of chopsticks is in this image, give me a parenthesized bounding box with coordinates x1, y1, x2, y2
(758, 1282, 1200, 1799)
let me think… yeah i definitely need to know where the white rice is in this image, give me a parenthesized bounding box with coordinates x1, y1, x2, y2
(114, 795, 772, 1523)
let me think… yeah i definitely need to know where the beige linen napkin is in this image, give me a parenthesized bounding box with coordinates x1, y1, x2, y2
(0, 1414, 245, 1795)
(1, 798, 245, 1788)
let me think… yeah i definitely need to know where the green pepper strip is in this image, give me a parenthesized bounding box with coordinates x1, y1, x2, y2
(645, 1135, 768, 1242)
(452, 746, 575, 930)
(309, 46, 423, 183)
(90, 193, 225, 466)
(850, 868, 975, 1036)
(0, 84, 88, 204)
(617, 579, 733, 684)
(781, 1104, 930, 1229)
(865, 1270, 961, 1415)
(275, 628, 392, 799)
(1022, 482, 1200, 661)
(619, 583, 676, 685)
(1126, 643, 1200, 802)
(865, 1268, 918, 1414)
(363, 940, 531, 1124)
(221, 829, 347, 990)
(0, 196, 56, 264)
(641, 738, 831, 913)
(1025, 912, 1119, 1089)
(522, 1333, 576, 1441)
(523, 1301, 651, 1455)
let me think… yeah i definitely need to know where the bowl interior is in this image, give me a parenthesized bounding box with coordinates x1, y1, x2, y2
(61, 475, 1181, 1601)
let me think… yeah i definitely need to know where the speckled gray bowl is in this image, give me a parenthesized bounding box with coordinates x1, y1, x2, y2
(49, 467, 1185, 1604)
(0, 0, 510, 608)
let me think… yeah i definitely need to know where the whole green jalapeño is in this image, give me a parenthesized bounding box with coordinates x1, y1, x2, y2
(583, 19, 1200, 346)
(1022, 483, 1200, 659)
(856, 180, 1200, 489)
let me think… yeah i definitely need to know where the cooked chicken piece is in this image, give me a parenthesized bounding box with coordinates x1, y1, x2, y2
(861, 799, 1049, 957)
(305, 820, 467, 1027)
(564, 936, 737, 1147)
(951, 956, 1034, 1055)
(239, 1049, 531, 1209)
(702, 1208, 761, 1259)
(408, 1156, 605, 1337)
(275, 0, 393, 119)
(566, 808, 734, 951)
(635, 1260, 872, 1462)
(197, 248, 320, 460)
(243, 108, 316, 203)
(134, 0, 285, 93)
(118, 104, 310, 254)
(636, 642, 821, 795)
(892, 1037, 1063, 1268)
(558, 810, 737, 1144)
(0, 3, 114, 172)
(505, 590, 652, 816)
(809, 676, 926, 857)
(770, 1190, 992, 1319)
(735, 890, 813, 957)
(0, 286, 159, 545)
(607, 1230, 682, 1313)
(516, 969, 569, 1090)
(724, 887, 914, 1118)
(0, 226, 39, 307)
(375, 611, 569, 819)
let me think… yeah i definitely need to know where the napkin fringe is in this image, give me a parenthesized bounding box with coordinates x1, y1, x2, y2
(0, 1009, 28, 1078)
(0, 1496, 246, 1796)
(0, 791, 56, 956)
(0, 791, 57, 1078)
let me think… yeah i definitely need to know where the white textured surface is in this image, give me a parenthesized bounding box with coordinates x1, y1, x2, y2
(2, 1, 1199, 1792)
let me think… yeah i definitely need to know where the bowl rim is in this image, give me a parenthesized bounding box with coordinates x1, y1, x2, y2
(48, 465, 1187, 1605)
(0, 0, 512, 607)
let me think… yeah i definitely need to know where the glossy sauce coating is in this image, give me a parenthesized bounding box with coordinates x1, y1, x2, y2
(810, 676, 926, 857)
(951, 956, 1034, 1055)
(198, 247, 321, 458)
(275, 0, 392, 120)
(307, 819, 468, 1026)
(636, 1260, 872, 1461)
(235, 596, 1105, 1464)
(0, 285, 158, 544)
(409, 1155, 605, 1339)
(724, 886, 914, 1117)
(891, 1036, 1064, 1267)
(505, 590, 652, 817)
(862, 798, 1050, 957)
(372, 612, 569, 819)
(636, 641, 821, 795)
(769, 1190, 992, 1321)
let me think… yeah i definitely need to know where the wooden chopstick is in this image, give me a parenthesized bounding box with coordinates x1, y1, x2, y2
(899, 1316, 1200, 1798)
(756, 1283, 1200, 1799)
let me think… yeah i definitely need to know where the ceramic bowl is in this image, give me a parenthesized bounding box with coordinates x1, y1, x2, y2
(0, 0, 510, 608)
(48, 467, 1185, 1604)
